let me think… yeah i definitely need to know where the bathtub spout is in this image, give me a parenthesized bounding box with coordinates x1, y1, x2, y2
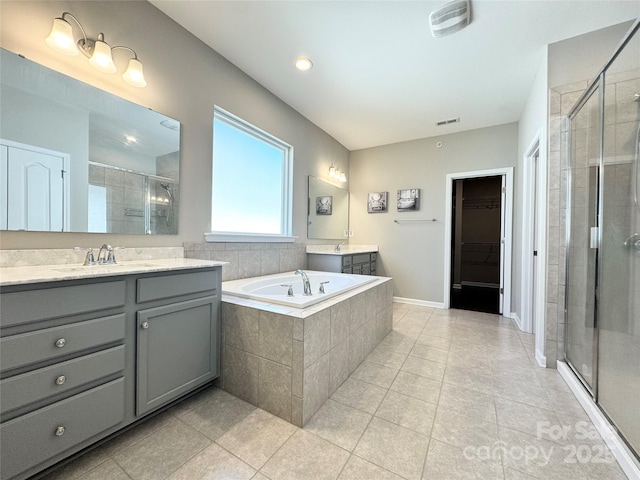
(295, 269, 313, 296)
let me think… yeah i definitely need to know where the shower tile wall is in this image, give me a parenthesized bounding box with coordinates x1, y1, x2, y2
(88, 164, 146, 234)
(184, 242, 307, 282)
(546, 68, 640, 368)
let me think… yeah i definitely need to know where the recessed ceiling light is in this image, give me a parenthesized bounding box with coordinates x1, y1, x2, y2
(124, 134, 137, 143)
(295, 57, 313, 71)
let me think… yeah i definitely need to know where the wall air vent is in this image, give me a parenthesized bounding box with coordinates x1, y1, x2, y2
(436, 117, 460, 126)
(429, 0, 470, 38)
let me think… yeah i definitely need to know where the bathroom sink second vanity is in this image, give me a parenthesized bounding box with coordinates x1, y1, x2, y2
(0, 257, 225, 480)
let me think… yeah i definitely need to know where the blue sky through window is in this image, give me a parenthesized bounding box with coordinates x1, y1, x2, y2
(212, 118, 285, 234)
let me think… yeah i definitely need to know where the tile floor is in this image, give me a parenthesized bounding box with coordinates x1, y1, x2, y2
(38, 304, 629, 480)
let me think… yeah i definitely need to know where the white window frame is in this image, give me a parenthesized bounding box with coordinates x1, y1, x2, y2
(206, 107, 295, 243)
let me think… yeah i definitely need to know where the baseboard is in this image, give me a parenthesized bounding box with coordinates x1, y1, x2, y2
(508, 312, 522, 329)
(535, 348, 546, 367)
(393, 297, 445, 309)
(557, 361, 640, 479)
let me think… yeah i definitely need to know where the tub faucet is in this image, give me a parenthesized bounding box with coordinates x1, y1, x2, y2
(295, 269, 313, 296)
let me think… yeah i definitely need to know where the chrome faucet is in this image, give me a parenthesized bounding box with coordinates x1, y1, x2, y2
(335, 242, 345, 252)
(295, 269, 312, 296)
(96, 244, 123, 264)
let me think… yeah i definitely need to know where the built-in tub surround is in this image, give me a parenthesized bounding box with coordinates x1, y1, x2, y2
(184, 241, 307, 282)
(220, 275, 393, 426)
(222, 271, 376, 308)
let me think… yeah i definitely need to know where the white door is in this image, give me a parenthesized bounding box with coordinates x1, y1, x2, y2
(499, 175, 506, 314)
(4, 145, 65, 231)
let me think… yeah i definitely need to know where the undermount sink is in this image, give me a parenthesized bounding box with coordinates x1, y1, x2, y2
(53, 262, 160, 273)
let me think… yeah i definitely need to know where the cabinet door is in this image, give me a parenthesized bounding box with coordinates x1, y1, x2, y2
(136, 296, 219, 416)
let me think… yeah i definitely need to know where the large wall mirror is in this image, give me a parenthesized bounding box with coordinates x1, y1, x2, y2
(0, 49, 180, 234)
(308, 176, 349, 240)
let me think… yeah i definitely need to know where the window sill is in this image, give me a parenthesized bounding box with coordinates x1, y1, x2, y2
(204, 233, 298, 243)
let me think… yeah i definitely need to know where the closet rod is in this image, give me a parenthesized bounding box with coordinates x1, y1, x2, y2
(394, 218, 436, 223)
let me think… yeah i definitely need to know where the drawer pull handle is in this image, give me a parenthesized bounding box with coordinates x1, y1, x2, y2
(141, 322, 149, 329)
(55, 426, 66, 437)
(55, 375, 66, 386)
(55, 338, 66, 348)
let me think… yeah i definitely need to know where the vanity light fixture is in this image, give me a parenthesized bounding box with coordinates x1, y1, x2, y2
(328, 163, 337, 178)
(328, 163, 347, 182)
(45, 12, 147, 88)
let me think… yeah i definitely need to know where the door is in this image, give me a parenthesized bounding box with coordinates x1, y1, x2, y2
(1, 142, 66, 231)
(450, 175, 503, 314)
(565, 84, 601, 392)
(136, 296, 219, 416)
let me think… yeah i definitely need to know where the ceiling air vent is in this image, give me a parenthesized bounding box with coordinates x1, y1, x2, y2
(436, 117, 460, 126)
(429, 0, 470, 38)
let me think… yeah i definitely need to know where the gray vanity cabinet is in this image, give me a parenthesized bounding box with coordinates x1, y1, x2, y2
(136, 296, 219, 416)
(0, 266, 221, 480)
(308, 252, 377, 275)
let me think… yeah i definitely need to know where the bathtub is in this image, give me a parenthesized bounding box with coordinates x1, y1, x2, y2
(221, 270, 377, 308)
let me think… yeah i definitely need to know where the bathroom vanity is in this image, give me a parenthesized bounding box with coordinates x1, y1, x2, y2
(0, 258, 224, 480)
(306, 245, 378, 275)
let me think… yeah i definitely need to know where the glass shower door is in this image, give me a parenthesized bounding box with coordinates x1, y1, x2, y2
(597, 29, 640, 455)
(565, 85, 601, 391)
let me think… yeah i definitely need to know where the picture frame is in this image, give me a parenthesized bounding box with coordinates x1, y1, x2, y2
(397, 188, 420, 211)
(316, 196, 333, 215)
(367, 191, 388, 213)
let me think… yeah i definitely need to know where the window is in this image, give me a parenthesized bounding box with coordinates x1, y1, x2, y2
(209, 107, 293, 241)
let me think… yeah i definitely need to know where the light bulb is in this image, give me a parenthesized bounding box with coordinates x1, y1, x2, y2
(122, 58, 147, 88)
(339, 171, 347, 183)
(329, 165, 336, 178)
(295, 57, 313, 71)
(45, 18, 79, 56)
(89, 39, 116, 73)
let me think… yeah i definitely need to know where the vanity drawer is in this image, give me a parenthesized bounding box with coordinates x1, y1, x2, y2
(352, 253, 371, 265)
(371, 253, 377, 262)
(341, 256, 352, 267)
(137, 269, 218, 303)
(0, 314, 126, 372)
(0, 281, 126, 328)
(1, 345, 125, 415)
(0, 378, 125, 480)
(342, 267, 352, 274)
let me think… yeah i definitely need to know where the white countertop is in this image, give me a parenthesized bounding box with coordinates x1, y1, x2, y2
(0, 258, 227, 287)
(306, 244, 378, 256)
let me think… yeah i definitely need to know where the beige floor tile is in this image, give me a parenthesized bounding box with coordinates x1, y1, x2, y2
(102, 411, 177, 457)
(331, 378, 387, 414)
(365, 345, 408, 369)
(494, 396, 563, 443)
(423, 438, 504, 480)
(39, 448, 111, 480)
(401, 355, 446, 381)
(304, 399, 372, 451)
(74, 460, 131, 480)
(443, 364, 493, 395)
(350, 361, 399, 388)
(432, 404, 499, 450)
(492, 377, 554, 411)
(504, 467, 541, 479)
(437, 383, 497, 423)
(216, 409, 297, 469)
(337, 455, 404, 480)
(354, 417, 429, 480)
(174, 388, 256, 440)
(409, 343, 449, 363)
(415, 334, 451, 350)
(167, 443, 256, 480)
(260, 430, 349, 480)
(251, 473, 270, 480)
(374, 390, 437, 436)
(114, 420, 211, 480)
(390, 371, 442, 404)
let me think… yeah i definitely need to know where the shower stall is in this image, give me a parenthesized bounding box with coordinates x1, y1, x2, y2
(564, 19, 640, 463)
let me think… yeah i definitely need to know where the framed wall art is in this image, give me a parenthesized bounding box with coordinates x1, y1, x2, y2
(316, 196, 333, 215)
(367, 191, 388, 213)
(397, 188, 420, 211)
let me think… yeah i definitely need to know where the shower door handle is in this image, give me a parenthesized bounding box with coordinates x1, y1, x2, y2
(590, 227, 599, 249)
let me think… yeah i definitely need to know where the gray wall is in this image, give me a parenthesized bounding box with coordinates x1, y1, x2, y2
(349, 123, 518, 303)
(0, 0, 349, 249)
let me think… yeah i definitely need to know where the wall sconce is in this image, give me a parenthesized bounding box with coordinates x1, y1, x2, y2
(45, 12, 147, 88)
(328, 163, 347, 183)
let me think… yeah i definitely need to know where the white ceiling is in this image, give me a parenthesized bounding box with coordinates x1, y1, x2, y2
(150, 0, 639, 151)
